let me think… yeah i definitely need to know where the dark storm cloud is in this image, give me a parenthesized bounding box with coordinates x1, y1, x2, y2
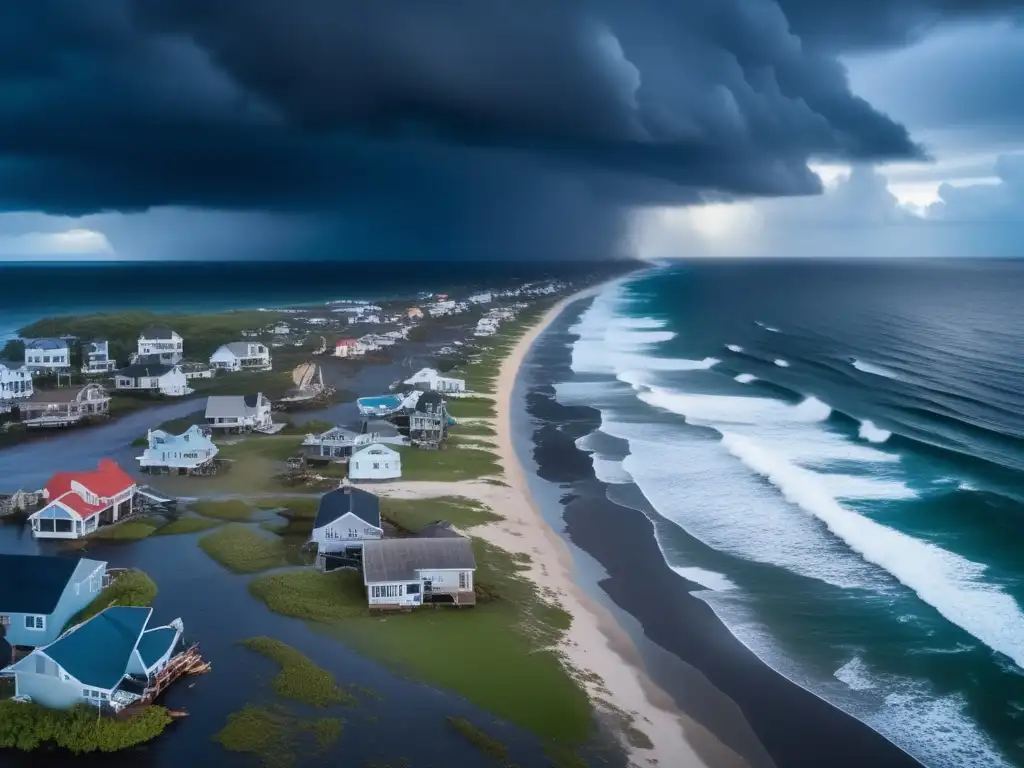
(1, 0, 1003, 259)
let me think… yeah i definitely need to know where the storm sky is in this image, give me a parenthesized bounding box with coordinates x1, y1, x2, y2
(1, 1, 1022, 261)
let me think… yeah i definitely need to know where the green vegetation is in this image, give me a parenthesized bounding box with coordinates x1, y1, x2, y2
(453, 422, 497, 437)
(66, 569, 157, 628)
(398, 445, 502, 482)
(87, 520, 160, 541)
(280, 419, 334, 435)
(19, 309, 283, 364)
(213, 705, 342, 768)
(199, 524, 287, 573)
(240, 637, 354, 707)
(217, 435, 302, 463)
(191, 369, 294, 399)
(381, 496, 501, 532)
(545, 746, 591, 768)
(192, 499, 255, 521)
(252, 497, 320, 518)
(446, 717, 513, 766)
(153, 516, 223, 536)
(447, 397, 498, 420)
(249, 536, 592, 743)
(0, 702, 172, 754)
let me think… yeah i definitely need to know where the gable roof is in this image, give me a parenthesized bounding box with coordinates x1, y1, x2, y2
(136, 626, 178, 670)
(117, 362, 175, 379)
(43, 606, 151, 690)
(0, 555, 99, 614)
(313, 487, 381, 530)
(222, 341, 266, 357)
(205, 393, 266, 419)
(362, 538, 476, 583)
(140, 327, 176, 340)
(45, 459, 135, 502)
(353, 443, 399, 458)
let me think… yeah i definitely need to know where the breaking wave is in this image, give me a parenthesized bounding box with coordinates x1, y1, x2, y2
(735, 373, 757, 384)
(858, 420, 892, 444)
(727, 343, 743, 352)
(774, 358, 790, 367)
(852, 358, 900, 380)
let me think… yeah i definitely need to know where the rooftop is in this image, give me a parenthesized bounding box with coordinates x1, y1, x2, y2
(42, 606, 152, 690)
(140, 327, 177, 340)
(136, 626, 178, 670)
(362, 538, 476, 583)
(117, 362, 175, 379)
(313, 486, 381, 530)
(25, 338, 67, 351)
(205, 393, 267, 419)
(45, 458, 135, 502)
(0, 555, 102, 615)
(24, 383, 108, 404)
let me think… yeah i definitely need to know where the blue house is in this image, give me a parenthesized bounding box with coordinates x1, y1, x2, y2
(0, 555, 107, 648)
(1, 606, 183, 710)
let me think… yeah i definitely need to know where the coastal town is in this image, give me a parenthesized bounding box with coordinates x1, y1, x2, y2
(0, 269, 677, 768)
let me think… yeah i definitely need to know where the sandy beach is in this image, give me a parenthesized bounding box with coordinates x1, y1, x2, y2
(375, 287, 747, 768)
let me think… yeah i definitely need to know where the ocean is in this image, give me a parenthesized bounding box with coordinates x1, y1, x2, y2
(556, 260, 1024, 768)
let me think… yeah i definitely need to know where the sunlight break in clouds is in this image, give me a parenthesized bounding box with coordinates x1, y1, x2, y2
(0, 229, 114, 258)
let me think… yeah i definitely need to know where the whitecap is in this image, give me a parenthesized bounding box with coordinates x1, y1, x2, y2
(734, 373, 757, 384)
(851, 358, 901, 380)
(671, 566, 737, 592)
(834, 656, 877, 691)
(774, 358, 790, 367)
(858, 419, 892, 443)
(726, 344, 743, 353)
(755, 321, 781, 333)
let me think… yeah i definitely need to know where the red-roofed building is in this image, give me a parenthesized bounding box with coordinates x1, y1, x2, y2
(333, 338, 365, 359)
(30, 459, 138, 540)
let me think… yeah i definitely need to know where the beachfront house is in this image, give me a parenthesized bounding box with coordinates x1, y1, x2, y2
(409, 391, 449, 448)
(137, 328, 183, 365)
(80, 340, 117, 375)
(310, 486, 383, 566)
(209, 341, 273, 372)
(180, 362, 214, 381)
(24, 339, 71, 374)
(0, 364, 33, 405)
(0, 555, 108, 648)
(475, 318, 499, 337)
(362, 537, 477, 610)
(468, 292, 493, 304)
(29, 459, 138, 540)
(205, 393, 273, 432)
(403, 367, 466, 394)
(349, 444, 402, 481)
(137, 425, 218, 474)
(19, 383, 110, 428)
(113, 363, 190, 397)
(1, 606, 183, 711)
(333, 338, 364, 358)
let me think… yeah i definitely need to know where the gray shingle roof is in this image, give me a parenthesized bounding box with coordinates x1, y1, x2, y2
(0, 555, 97, 614)
(140, 327, 176, 339)
(26, 338, 67, 350)
(362, 538, 476, 583)
(204, 393, 265, 419)
(313, 487, 381, 529)
(223, 342, 266, 357)
(117, 363, 175, 379)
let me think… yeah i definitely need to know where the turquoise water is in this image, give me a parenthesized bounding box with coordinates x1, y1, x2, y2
(560, 261, 1024, 767)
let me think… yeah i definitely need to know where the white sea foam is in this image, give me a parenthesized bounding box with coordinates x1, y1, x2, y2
(852, 358, 901, 380)
(755, 321, 781, 332)
(734, 373, 757, 384)
(671, 566, 737, 591)
(858, 419, 892, 443)
(639, 389, 832, 426)
(834, 656, 877, 691)
(959, 481, 978, 491)
(726, 343, 743, 352)
(774, 358, 790, 367)
(719, 431, 1024, 670)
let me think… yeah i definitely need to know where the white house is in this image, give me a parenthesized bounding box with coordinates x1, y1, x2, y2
(209, 341, 273, 372)
(24, 339, 71, 374)
(333, 339, 364, 358)
(468, 292, 493, 304)
(475, 318, 499, 337)
(137, 425, 218, 474)
(137, 328, 183, 365)
(302, 427, 382, 460)
(310, 486, 383, 564)
(204, 393, 273, 432)
(403, 367, 466, 393)
(81, 340, 117, 374)
(272, 323, 291, 335)
(349, 444, 402, 481)
(0, 363, 33, 404)
(113, 363, 190, 397)
(362, 537, 477, 609)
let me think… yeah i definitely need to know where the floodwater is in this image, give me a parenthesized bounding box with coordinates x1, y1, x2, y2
(0, 325, 606, 767)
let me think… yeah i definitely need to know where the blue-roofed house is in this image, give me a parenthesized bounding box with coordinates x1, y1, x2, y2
(23, 338, 71, 374)
(0, 555, 107, 648)
(0, 606, 183, 710)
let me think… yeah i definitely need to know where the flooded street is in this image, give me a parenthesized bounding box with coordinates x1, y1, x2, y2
(0, 328, 564, 767)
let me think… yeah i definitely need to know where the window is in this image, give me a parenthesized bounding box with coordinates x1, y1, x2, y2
(0, 615, 9, 627)
(24, 615, 45, 631)
(373, 462, 380, 470)
(459, 572, 469, 589)
(348, 528, 358, 538)
(406, 583, 420, 594)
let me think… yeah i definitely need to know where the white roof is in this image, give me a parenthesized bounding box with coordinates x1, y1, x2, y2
(353, 443, 400, 458)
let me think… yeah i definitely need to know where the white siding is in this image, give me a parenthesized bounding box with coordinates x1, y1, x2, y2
(418, 569, 474, 592)
(311, 512, 382, 552)
(366, 581, 422, 607)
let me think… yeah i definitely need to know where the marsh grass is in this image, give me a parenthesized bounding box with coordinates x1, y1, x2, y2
(452, 422, 497, 437)
(191, 499, 255, 521)
(65, 569, 157, 629)
(153, 516, 223, 536)
(88, 521, 160, 541)
(446, 397, 497, 420)
(397, 446, 502, 482)
(252, 497, 320, 518)
(213, 705, 343, 767)
(216, 435, 303, 463)
(0, 701, 172, 754)
(381, 496, 501, 532)
(446, 717, 513, 766)
(240, 637, 355, 707)
(199, 524, 287, 573)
